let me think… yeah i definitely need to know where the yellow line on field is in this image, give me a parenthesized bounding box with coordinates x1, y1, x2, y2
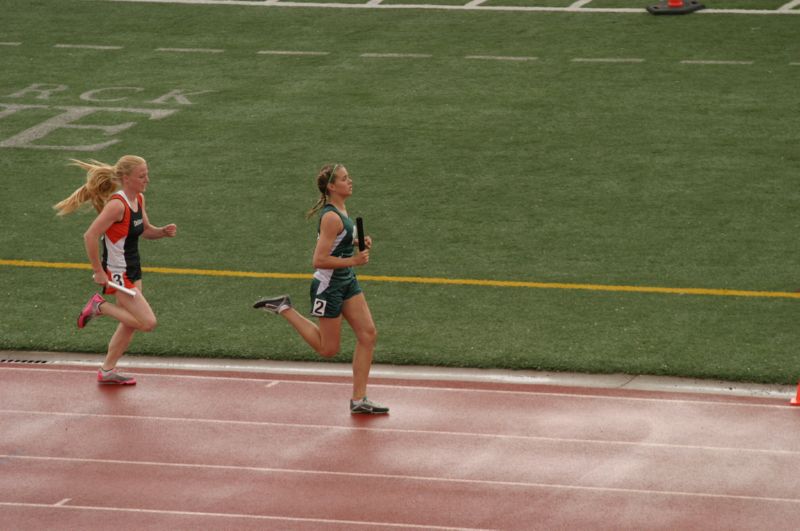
(2, 258, 799, 299)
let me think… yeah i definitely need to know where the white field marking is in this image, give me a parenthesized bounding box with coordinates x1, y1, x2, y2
(0, 42, 22, 46)
(3, 410, 799, 456)
(5, 455, 800, 505)
(156, 47, 225, 53)
(367, 0, 383, 4)
(54, 44, 123, 50)
(360, 52, 432, 58)
(257, 50, 329, 56)
(778, 0, 800, 10)
(465, 55, 538, 61)
(54, 498, 71, 506)
(567, 0, 594, 8)
(0, 367, 790, 407)
(465, 0, 488, 7)
(703, 8, 800, 14)
(572, 57, 644, 63)
(790, 62, 800, 65)
(264, 381, 279, 388)
(0, 501, 485, 530)
(109, 0, 640, 11)
(680, 59, 754, 65)
(108, 0, 800, 14)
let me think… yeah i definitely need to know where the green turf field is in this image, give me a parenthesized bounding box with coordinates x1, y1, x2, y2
(1, 0, 799, 383)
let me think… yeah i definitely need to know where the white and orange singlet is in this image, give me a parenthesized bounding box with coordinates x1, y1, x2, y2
(101, 191, 144, 294)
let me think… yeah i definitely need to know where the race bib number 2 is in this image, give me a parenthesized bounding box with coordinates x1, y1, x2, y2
(312, 298, 327, 317)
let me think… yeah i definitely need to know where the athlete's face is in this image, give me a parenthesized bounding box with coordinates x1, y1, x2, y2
(328, 166, 353, 197)
(126, 163, 149, 193)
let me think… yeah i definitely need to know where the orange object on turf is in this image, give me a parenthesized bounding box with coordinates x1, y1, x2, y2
(668, 0, 684, 6)
(791, 382, 800, 406)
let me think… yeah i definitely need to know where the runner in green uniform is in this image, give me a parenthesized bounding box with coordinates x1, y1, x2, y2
(254, 163, 388, 415)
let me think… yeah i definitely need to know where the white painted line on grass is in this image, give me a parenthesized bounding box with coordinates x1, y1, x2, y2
(465, 55, 538, 61)
(701, 8, 798, 14)
(4, 410, 799, 454)
(778, 0, 800, 11)
(54, 44, 123, 50)
(790, 62, 800, 66)
(568, 0, 594, 8)
(465, 0, 488, 6)
(572, 57, 644, 63)
(360, 52, 432, 58)
(257, 50, 329, 56)
(156, 47, 225, 53)
(5, 455, 800, 505)
(680, 60, 754, 65)
(0, 501, 479, 530)
(106, 0, 800, 13)
(367, 0, 383, 4)
(0, 42, 22, 46)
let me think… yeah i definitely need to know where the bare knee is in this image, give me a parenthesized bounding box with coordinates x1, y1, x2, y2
(318, 345, 339, 358)
(358, 326, 377, 348)
(139, 317, 157, 332)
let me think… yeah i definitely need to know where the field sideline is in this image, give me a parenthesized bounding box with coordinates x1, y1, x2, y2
(110, 0, 800, 16)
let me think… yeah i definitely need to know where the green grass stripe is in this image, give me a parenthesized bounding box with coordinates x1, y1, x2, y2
(3, 259, 799, 300)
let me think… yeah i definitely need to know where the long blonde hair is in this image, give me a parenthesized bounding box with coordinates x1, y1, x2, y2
(305, 163, 338, 219)
(54, 155, 146, 216)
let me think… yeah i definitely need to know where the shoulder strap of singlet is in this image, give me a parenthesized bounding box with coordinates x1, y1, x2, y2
(110, 190, 133, 210)
(319, 204, 345, 231)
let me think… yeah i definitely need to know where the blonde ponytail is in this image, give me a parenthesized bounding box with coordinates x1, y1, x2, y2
(53, 155, 145, 216)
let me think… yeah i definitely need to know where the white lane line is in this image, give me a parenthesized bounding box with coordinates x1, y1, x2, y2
(264, 381, 279, 388)
(156, 47, 224, 53)
(0, 501, 485, 530)
(54, 498, 71, 506)
(6, 455, 800, 505)
(360, 53, 432, 58)
(0, 367, 790, 407)
(257, 50, 329, 56)
(0, 42, 22, 46)
(572, 57, 644, 63)
(680, 60, 754, 65)
(3, 410, 798, 455)
(54, 44, 123, 50)
(465, 55, 538, 61)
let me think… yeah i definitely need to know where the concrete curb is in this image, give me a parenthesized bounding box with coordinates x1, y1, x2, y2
(1, 350, 795, 400)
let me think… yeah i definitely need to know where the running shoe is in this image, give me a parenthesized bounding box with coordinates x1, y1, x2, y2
(97, 368, 136, 385)
(253, 295, 292, 314)
(350, 397, 389, 415)
(77, 293, 105, 329)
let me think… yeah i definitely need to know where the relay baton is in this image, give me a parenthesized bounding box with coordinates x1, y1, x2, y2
(356, 217, 366, 252)
(107, 281, 137, 297)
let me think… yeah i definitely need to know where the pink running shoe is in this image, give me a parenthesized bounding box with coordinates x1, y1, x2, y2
(77, 293, 105, 329)
(97, 368, 136, 385)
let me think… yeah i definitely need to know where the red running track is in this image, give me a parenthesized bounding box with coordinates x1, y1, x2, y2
(1, 363, 800, 530)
